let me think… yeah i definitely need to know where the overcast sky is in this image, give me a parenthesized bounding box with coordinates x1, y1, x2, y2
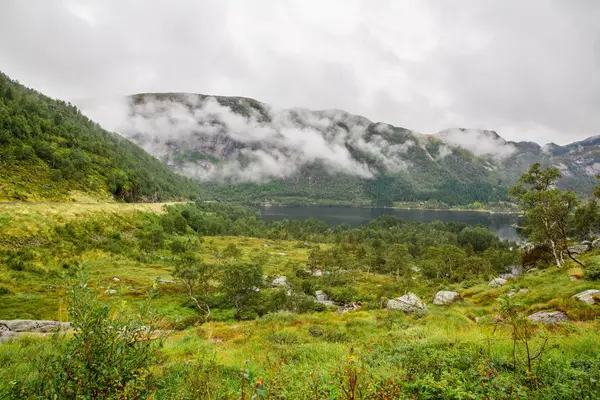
(1, 0, 599, 144)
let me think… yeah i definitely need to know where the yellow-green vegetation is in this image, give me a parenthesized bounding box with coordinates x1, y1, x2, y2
(1, 201, 599, 398)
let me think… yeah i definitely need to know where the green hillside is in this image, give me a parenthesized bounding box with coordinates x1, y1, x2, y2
(0, 73, 199, 202)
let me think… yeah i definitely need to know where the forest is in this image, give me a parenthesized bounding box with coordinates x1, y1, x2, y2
(0, 72, 199, 202)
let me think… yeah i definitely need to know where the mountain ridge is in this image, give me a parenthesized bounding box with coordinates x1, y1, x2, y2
(80, 91, 600, 206)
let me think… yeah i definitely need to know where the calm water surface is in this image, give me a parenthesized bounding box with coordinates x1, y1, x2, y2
(260, 205, 521, 242)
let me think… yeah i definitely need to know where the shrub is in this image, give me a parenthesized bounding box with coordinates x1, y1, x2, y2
(53, 278, 163, 399)
(0, 286, 13, 295)
(584, 262, 600, 281)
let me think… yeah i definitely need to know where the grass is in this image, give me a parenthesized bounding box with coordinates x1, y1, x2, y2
(1, 202, 600, 397)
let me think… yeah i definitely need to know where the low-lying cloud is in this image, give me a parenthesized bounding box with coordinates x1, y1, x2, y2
(435, 128, 516, 159)
(81, 94, 422, 182)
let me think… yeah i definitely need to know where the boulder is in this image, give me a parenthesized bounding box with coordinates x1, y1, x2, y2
(315, 290, 328, 302)
(387, 292, 426, 313)
(568, 244, 590, 256)
(572, 289, 600, 305)
(581, 240, 592, 249)
(499, 265, 522, 280)
(488, 278, 507, 288)
(527, 311, 569, 324)
(0, 320, 71, 333)
(433, 291, 461, 305)
(314, 290, 335, 307)
(592, 239, 600, 249)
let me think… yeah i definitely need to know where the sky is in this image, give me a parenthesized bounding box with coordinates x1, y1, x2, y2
(1, 0, 599, 145)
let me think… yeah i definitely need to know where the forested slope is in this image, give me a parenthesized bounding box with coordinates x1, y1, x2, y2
(0, 73, 199, 202)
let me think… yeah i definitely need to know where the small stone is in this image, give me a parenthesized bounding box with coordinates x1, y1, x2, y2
(572, 289, 600, 305)
(526, 268, 539, 274)
(489, 278, 507, 288)
(592, 239, 600, 249)
(272, 276, 287, 286)
(104, 289, 117, 295)
(158, 280, 174, 284)
(113, 277, 120, 282)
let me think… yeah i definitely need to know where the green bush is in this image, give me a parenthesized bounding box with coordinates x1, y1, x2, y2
(584, 262, 600, 281)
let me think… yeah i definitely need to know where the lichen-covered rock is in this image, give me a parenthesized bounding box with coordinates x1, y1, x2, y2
(527, 311, 569, 324)
(387, 292, 426, 313)
(592, 239, 600, 249)
(489, 278, 507, 288)
(0, 320, 71, 333)
(433, 291, 461, 305)
(568, 244, 590, 256)
(272, 276, 287, 286)
(572, 289, 600, 305)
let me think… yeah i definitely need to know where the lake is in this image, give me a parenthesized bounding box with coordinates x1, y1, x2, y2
(260, 205, 521, 242)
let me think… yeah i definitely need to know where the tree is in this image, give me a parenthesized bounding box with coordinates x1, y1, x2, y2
(383, 243, 413, 276)
(509, 163, 583, 267)
(173, 252, 215, 321)
(221, 262, 263, 319)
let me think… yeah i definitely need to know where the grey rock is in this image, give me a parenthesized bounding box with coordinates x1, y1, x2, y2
(568, 244, 590, 256)
(527, 311, 569, 324)
(592, 239, 600, 249)
(0, 320, 71, 333)
(526, 268, 539, 274)
(387, 292, 426, 313)
(499, 265, 522, 280)
(433, 291, 461, 305)
(113, 277, 120, 282)
(572, 289, 600, 305)
(272, 276, 287, 286)
(104, 289, 117, 295)
(158, 280, 174, 284)
(507, 288, 529, 297)
(315, 290, 329, 303)
(581, 240, 592, 249)
(489, 278, 507, 288)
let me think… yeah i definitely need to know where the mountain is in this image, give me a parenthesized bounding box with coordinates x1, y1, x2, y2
(87, 92, 600, 206)
(0, 73, 199, 202)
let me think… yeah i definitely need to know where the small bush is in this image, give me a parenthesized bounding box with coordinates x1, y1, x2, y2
(308, 325, 325, 337)
(584, 262, 600, 281)
(0, 286, 13, 295)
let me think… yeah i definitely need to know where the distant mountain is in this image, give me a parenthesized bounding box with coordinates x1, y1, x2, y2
(89, 92, 600, 206)
(0, 74, 199, 202)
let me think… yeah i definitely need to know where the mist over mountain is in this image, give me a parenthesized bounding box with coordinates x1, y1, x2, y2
(81, 93, 600, 206)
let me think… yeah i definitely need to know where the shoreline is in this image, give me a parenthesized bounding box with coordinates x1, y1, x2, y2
(256, 201, 521, 215)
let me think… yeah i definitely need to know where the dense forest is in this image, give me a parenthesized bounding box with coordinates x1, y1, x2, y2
(0, 72, 199, 202)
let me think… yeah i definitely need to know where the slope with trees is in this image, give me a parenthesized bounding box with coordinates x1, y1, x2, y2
(0, 72, 199, 202)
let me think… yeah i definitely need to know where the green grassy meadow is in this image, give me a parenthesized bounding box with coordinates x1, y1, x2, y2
(1, 202, 599, 398)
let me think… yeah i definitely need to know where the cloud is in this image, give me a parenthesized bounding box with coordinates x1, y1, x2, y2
(86, 94, 384, 182)
(1, 0, 599, 146)
(435, 128, 516, 158)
